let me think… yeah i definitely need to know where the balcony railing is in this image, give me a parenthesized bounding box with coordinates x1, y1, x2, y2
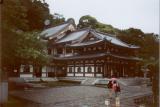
(53, 53, 79, 57)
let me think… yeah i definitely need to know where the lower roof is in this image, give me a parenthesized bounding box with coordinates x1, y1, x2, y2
(53, 52, 142, 61)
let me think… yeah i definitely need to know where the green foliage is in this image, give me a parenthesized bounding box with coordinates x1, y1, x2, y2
(20, 0, 52, 31)
(51, 13, 65, 26)
(2, 0, 29, 31)
(77, 15, 98, 29)
(77, 15, 119, 34)
(15, 32, 48, 65)
(1, 0, 50, 69)
(117, 29, 159, 61)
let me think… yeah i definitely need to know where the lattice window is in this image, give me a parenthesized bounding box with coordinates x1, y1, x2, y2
(97, 67, 101, 73)
(77, 67, 81, 73)
(24, 65, 30, 73)
(69, 67, 72, 73)
(87, 66, 92, 73)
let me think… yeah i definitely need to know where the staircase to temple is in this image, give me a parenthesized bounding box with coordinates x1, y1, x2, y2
(81, 78, 97, 85)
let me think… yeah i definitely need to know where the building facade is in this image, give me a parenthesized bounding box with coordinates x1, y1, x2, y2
(18, 19, 143, 78)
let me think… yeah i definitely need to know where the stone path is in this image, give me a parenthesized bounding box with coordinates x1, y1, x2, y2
(10, 85, 152, 107)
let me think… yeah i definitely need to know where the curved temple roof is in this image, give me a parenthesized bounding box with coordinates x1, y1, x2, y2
(41, 21, 140, 49)
(58, 29, 140, 49)
(96, 32, 140, 48)
(53, 52, 142, 61)
(57, 30, 89, 43)
(69, 39, 104, 47)
(41, 23, 69, 39)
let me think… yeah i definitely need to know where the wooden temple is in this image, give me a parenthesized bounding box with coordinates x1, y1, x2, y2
(18, 19, 143, 78)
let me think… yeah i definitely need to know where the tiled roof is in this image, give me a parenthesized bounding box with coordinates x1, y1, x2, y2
(96, 32, 140, 48)
(41, 22, 140, 49)
(57, 29, 89, 43)
(68, 39, 104, 47)
(41, 23, 70, 39)
(55, 28, 140, 49)
(53, 52, 142, 61)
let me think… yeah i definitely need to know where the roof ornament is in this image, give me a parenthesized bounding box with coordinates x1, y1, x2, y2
(109, 39, 112, 42)
(44, 19, 50, 26)
(128, 44, 132, 47)
(102, 37, 106, 41)
(67, 18, 75, 25)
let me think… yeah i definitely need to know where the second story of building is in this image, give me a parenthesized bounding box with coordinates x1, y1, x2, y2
(41, 19, 141, 60)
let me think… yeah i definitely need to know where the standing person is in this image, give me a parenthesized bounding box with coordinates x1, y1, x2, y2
(111, 74, 117, 84)
(107, 80, 113, 98)
(112, 80, 121, 98)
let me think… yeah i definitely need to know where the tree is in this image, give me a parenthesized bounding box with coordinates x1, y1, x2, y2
(117, 28, 144, 45)
(1, 0, 50, 73)
(51, 13, 65, 27)
(2, 0, 29, 68)
(15, 32, 48, 65)
(77, 15, 98, 29)
(20, 0, 53, 31)
(117, 29, 159, 61)
(77, 15, 119, 34)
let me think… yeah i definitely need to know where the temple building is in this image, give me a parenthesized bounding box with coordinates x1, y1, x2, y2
(19, 19, 143, 78)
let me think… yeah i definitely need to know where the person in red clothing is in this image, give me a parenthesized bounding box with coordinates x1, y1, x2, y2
(111, 74, 117, 84)
(107, 80, 113, 98)
(107, 75, 117, 98)
(112, 80, 120, 98)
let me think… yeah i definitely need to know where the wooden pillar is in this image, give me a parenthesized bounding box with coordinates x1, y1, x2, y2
(104, 62, 106, 77)
(83, 61, 85, 77)
(106, 62, 110, 77)
(73, 61, 75, 76)
(107, 63, 110, 77)
(72, 49, 74, 54)
(111, 64, 113, 76)
(120, 64, 123, 77)
(63, 48, 66, 55)
(110, 63, 112, 77)
(102, 64, 105, 77)
(125, 64, 129, 77)
(122, 65, 125, 77)
(54, 65, 57, 77)
(94, 61, 96, 77)
(115, 63, 118, 77)
(54, 48, 57, 55)
(121, 64, 124, 77)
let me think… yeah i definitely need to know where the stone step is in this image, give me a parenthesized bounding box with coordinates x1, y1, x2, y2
(81, 78, 97, 85)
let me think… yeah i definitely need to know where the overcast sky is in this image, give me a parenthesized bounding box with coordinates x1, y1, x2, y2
(45, 0, 159, 34)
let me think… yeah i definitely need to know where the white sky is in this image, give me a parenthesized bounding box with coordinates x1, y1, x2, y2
(45, 0, 159, 34)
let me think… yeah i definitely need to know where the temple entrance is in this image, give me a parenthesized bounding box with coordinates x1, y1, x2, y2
(34, 66, 42, 77)
(46, 66, 55, 77)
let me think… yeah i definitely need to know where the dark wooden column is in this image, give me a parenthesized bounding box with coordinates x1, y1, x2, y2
(104, 61, 106, 77)
(83, 60, 85, 77)
(55, 64, 57, 77)
(120, 64, 123, 77)
(108, 63, 110, 77)
(115, 63, 118, 77)
(106, 62, 110, 77)
(111, 63, 113, 76)
(123, 64, 130, 77)
(73, 61, 75, 76)
(102, 64, 104, 77)
(94, 61, 96, 77)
